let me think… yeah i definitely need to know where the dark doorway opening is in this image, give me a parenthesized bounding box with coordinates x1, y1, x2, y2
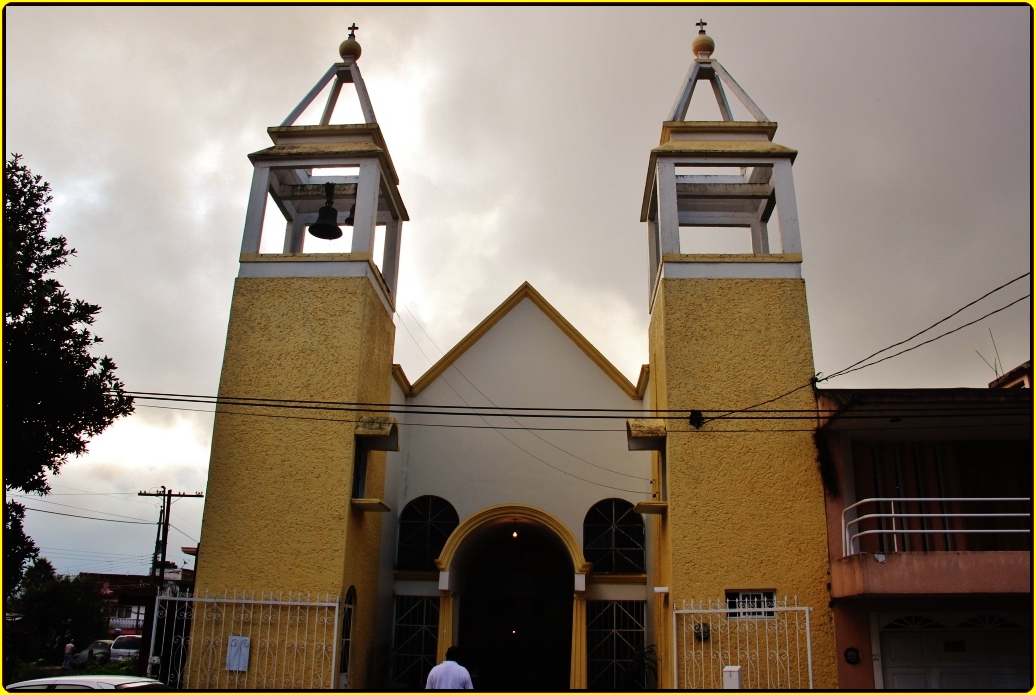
(458, 523, 573, 690)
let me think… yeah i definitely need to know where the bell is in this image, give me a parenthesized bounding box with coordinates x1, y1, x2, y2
(308, 182, 343, 240)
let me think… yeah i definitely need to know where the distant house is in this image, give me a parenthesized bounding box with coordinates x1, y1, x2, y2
(989, 360, 1032, 389)
(84, 568, 194, 636)
(817, 379, 1031, 689)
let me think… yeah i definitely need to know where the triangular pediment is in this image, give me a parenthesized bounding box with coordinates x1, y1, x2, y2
(399, 283, 647, 400)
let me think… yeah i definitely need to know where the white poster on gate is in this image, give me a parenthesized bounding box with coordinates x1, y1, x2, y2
(226, 635, 250, 672)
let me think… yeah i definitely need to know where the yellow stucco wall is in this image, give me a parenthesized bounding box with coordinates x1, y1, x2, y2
(193, 274, 394, 688)
(649, 277, 837, 689)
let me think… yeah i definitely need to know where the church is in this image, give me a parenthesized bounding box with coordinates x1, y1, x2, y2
(152, 25, 1029, 692)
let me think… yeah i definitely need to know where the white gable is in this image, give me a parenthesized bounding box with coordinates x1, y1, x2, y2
(391, 296, 651, 539)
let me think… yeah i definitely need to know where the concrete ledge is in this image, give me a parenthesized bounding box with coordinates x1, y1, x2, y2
(661, 260, 801, 279)
(661, 253, 802, 263)
(240, 252, 371, 263)
(831, 551, 1031, 598)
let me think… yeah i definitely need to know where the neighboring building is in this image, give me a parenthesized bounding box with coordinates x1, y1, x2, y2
(817, 387, 1031, 689)
(989, 360, 1032, 389)
(166, 28, 1030, 692)
(82, 570, 193, 636)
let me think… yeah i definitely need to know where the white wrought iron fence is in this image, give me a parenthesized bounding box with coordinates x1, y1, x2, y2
(841, 497, 1031, 556)
(110, 616, 145, 631)
(150, 588, 339, 690)
(673, 597, 813, 689)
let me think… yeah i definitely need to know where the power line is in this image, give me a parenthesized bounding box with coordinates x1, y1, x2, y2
(9, 494, 161, 522)
(823, 272, 1030, 381)
(48, 484, 159, 508)
(137, 403, 1028, 436)
(168, 523, 199, 544)
(824, 295, 1030, 379)
(136, 400, 1029, 425)
(702, 277, 1033, 424)
(398, 304, 651, 482)
(391, 307, 650, 493)
(21, 507, 154, 525)
(39, 546, 154, 559)
(134, 393, 1032, 420)
(112, 272, 1030, 451)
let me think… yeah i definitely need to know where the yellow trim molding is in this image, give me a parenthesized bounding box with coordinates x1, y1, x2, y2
(435, 503, 590, 573)
(436, 591, 455, 664)
(391, 364, 413, 396)
(570, 594, 587, 689)
(587, 573, 648, 585)
(635, 365, 650, 399)
(410, 282, 641, 400)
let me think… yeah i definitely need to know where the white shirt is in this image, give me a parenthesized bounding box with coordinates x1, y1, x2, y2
(426, 660, 473, 689)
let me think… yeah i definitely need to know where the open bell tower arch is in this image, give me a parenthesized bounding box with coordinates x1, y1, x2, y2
(239, 25, 408, 297)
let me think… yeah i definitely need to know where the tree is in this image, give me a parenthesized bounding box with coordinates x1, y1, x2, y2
(3, 154, 134, 597)
(4, 501, 39, 602)
(6, 558, 109, 666)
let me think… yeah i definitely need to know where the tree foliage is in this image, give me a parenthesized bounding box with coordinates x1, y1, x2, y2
(6, 558, 109, 665)
(4, 501, 40, 601)
(3, 154, 134, 491)
(3, 154, 134, 595)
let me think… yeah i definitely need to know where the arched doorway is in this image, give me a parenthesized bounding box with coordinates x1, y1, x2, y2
(457, 520, 573, 690)
(436, 506, 589, 690)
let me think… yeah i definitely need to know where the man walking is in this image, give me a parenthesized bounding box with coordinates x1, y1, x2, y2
(426, 646, 473, 689)
(62, 640, 75, 669)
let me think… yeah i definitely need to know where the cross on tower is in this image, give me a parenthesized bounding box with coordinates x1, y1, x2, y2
(696, 19, 707, 35)
(348, 23, 359, 40)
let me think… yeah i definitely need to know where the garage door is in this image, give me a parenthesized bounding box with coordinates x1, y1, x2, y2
(879, 613, 1030, 689)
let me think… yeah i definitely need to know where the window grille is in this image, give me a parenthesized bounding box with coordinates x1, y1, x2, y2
(587, 600, 647, 690)
(583, 499, 646, 573)
(725, 590, 776, 619)
(397, 496, 459, 571)
(392, 595, 439, 688)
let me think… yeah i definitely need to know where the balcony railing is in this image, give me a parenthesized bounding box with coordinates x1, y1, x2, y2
(842, 497, 1031, 557)
(110, 616, 145, 630)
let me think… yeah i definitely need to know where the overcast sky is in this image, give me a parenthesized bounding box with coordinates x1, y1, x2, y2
(5, 6, 1031, 576)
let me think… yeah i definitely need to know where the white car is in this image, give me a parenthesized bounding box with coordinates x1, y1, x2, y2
(6, 675, 165, 690)
(108, 635, 142, 662)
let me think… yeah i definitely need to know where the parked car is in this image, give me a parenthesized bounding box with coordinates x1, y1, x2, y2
(71, 640, 114, 667)
(6, 675, 164, 690)
(108, 635, 142, 662)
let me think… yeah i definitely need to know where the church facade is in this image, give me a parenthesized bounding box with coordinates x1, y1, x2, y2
(186, 27, 837, 691)
(171, 27, 1028, 692)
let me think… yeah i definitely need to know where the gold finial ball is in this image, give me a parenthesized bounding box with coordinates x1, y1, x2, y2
(691, 33, 715, 58)
(339, 38, 362, 61)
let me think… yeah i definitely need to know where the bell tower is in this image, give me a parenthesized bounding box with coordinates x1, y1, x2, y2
(642, 26, 837, 687)
(193, 29, 404, 688)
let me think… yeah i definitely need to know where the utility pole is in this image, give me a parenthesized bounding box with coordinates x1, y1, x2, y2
(138, 487, 204, 588)
(136, 487, 203, 679)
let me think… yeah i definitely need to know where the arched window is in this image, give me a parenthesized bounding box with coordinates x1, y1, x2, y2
(396, 496, 459, 571)
(583, 499, 645, 573)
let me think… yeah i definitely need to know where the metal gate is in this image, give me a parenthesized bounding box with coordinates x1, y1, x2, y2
(150, 588, 339, 690)
(673, 597, 813, 689)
